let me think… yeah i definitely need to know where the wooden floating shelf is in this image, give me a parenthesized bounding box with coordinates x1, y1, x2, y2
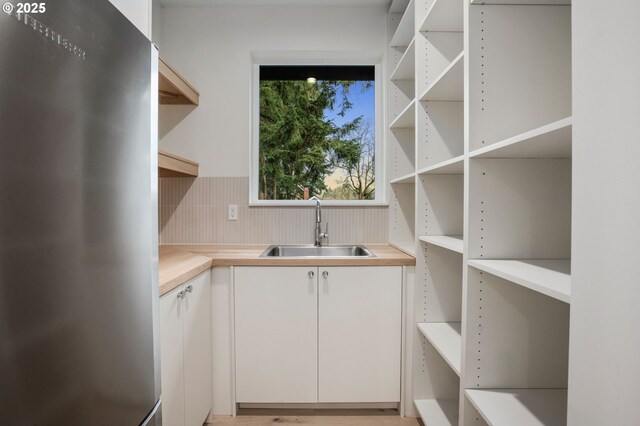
(159, 57, 200, 105)
(466, 388, 568, 426)
(419, 235, 463, 254)
(417, 322, 462, 375)
(158, 150, 199, 177)
(468, 259, 571, 303)
(414, 399, 459, 426)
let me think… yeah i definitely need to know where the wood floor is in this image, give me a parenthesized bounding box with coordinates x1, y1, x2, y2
(209, 409, 423, 426)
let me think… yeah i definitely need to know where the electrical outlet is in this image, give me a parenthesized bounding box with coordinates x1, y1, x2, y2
(228, 204, 238, 221)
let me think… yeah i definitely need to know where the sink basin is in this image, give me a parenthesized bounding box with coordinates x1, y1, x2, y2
(260, 245, 375, 258)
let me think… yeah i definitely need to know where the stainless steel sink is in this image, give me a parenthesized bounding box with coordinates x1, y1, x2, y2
(260, 245, 375, 258)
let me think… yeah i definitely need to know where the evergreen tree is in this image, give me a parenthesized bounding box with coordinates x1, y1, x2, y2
(259, 80, 366, 200)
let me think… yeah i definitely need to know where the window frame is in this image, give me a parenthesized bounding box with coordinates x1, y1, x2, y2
(249, 52, 386, 206)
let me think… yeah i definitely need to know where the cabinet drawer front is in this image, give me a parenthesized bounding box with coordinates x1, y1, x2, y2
(235, 267, 318, 403)
(318, 266, 402, 403)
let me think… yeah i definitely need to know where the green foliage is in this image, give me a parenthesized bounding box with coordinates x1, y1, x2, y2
(258, 79, 374, 200)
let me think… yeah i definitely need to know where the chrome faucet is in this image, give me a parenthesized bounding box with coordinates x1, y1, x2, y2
(309, 196, 328, 247)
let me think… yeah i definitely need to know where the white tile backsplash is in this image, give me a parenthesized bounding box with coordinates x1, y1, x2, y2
(159, 177, 388, 245)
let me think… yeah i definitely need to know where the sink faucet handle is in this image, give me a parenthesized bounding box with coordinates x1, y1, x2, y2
(320, 222, 329, 241)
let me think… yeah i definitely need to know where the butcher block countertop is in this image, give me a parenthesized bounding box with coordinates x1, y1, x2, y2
(159, 244, 415, 296)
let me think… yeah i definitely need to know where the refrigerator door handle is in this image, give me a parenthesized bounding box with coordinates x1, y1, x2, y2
(139, 400, 161, 426)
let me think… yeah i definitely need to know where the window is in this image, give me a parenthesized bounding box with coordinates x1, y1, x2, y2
(251, 63, 383, 205)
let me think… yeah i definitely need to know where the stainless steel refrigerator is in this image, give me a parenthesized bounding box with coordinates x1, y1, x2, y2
(0, 0, 161, 424)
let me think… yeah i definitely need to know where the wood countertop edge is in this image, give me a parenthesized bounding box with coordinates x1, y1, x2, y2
(208, 256, 415, 267)
(159, 260, 212, 296)
(158, 244, 415, 296)
(159, 246, 214, 296)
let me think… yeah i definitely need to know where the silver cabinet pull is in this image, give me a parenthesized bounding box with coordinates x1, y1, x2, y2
(322, 271, 329, 279)
(308, 271, 315, 279)
(177, 290, 186, 299)
(185, 285, 193, 293)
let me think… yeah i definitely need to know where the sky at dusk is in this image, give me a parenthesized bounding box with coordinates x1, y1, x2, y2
(323, 80, 375, 189)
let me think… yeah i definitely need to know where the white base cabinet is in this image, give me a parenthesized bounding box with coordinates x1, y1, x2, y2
(160, 269, 212, 426)
(234, 267, 318, 403)
(234, 266, 402, 404)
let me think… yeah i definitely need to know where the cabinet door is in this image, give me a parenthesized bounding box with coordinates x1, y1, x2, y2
(160, 285, 186, 426)
(183, 269, 213, 426)
(318, 266, 402, 402)
(235, 267, 318, 403)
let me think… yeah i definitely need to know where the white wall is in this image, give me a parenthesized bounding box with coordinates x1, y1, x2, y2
(568, 1, 640, 424)
(151, 0, 163, 49)
(108, 0, 151, 38)
(158, 5, 388, 177)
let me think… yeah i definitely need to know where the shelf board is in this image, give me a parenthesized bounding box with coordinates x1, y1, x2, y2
(470, 117, 572, 159)
(419, 235, 463, 254)
(390, 99, 416, 129)
(390, 0, 415, 47)
(417, 322, 462, 375)
(465, 389, 567, 426)
(471, 0, 570, 4)
(158, 57, 200, 105)
(390, 38, 416, 81)
(417, 155, 464, 175)
(390, 172, 416, 185)
(419, 52, 464, 102)
(468, 259, 570, 303)
(419, 0, 463, 32)
(414, 399, 459, 426)
(390, 242, 416, 257)
(389, 0, 410, 13)
(158, 150, 199, 177)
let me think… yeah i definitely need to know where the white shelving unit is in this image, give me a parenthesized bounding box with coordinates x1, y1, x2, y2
(390, 172, 416, 185)
(386, 1, 572, 424)
(417, 322, 462, 375)
(420, 0, 463, 33)
(470, 117, 572, 159)
(469, 259, 570, 303)
(387, 2, 467, 423)
(419, 235, 463, 254)
(471, 0, 570, 4)
(388, 0, 416, 259)
(390, 38, 416, 81)
(417, 155, 464, 175)
(389, 0, 410, 14)
(419, 52, 464, 102)
(466, 389, 568, 426)
(414, 399, 459, 426)
(389, 99, 416, 129)
(390, 0, 415, 47)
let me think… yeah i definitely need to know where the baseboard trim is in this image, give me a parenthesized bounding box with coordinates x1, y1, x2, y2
(237, 402, 400, 410)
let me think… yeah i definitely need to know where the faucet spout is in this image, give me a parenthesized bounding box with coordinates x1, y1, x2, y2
(309, 196, 327, 246)
(314, 199, 321, 224)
